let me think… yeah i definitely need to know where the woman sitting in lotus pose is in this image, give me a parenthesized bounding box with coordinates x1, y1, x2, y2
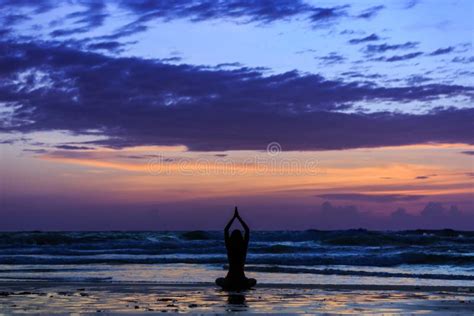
(216, 207, 257, 290)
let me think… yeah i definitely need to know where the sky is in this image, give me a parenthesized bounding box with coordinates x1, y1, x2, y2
(0, 0, 473, 230)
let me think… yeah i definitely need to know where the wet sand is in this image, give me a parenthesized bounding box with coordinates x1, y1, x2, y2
(0, 282, 473, 314)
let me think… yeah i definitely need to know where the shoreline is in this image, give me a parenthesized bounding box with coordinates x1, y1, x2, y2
(1, 280, 473, 292)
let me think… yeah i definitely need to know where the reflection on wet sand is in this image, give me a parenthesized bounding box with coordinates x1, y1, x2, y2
(225, 291, 248, 312)
(0, 283, 473, 314)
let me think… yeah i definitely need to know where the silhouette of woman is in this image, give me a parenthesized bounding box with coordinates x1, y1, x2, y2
(216, 207, 257, 290)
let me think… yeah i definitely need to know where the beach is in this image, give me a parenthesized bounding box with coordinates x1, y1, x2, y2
(1, 282, 473, 314)
(1, 230, 474, 313)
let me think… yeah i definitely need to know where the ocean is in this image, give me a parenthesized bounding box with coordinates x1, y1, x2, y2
(1, 230, 473, 287)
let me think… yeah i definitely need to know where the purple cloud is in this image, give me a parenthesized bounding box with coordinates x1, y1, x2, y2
(316, 52, 345, 64)
(373, 52, 424, 62)
(348, 33, 380, 44)
(55, 145, 94, 150)
(0, 41, 473, 151)
(316, 193, 424, 202)
(0, 1, 392, 40)
(317, 202, 474, 230)
(452, 56, 474, 64)
(356, 5, 384, 19)
(86, 41, 126, 53)
(365, 42, 419, 54)
(429, 47, 455, 56)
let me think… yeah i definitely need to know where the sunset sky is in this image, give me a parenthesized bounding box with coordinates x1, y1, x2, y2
(0, 0, 473, 230)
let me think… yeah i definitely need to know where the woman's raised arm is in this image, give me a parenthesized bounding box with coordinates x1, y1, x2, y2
(224, 208, 238, 243)
(235, 208, 250, 244)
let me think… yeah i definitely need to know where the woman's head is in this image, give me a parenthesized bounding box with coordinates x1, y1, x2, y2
(230, 229, 243, 245)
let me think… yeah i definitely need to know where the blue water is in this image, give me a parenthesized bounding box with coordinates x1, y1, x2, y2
(0, 230, 473, 286)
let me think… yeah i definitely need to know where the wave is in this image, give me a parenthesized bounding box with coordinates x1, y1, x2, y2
(0, 275, 112, 282)
(1, 230, 473, 247)
(316, 230, 474, 247)
(0, 244, 322, 258)
(0, 232, 193, 246)
(0, 231, 473, 269)
(0, 252, 472, 266)
(180, 231, 212, 240)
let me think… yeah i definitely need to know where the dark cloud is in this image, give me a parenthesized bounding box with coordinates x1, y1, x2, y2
(23, 148, 48, 154)
(0, 28, 11, 37)
(404, 0, 421, 9)
(316, 193, 424, 202)
(461, 151, 474, 155)
(365, 42, 419, 54)
(428, 47, 455, 56)
(295, 49, 317, 54)
(55, 145, 94, 150)
(316, 202, 373, 229)
(1, 13, 30, 25)
(452, 56, 474, 64)
(117, 0, 315, 23)
(119, 154, 163, 160)
(339, 29, 360, 35)
(105, 3, 351, 39)
(160, 56, 183, 63)
(117, 0, 360, 27)
(316, 52, 345, 65)
(405, 75, 431, 85)
(0, 41, 473, 151)
(0, 136, 31, 145)
(388, 203, 474, 230)
(98, 22, 149, 40)
(373, 52, 424, 62)
(414, 174, 436, 180)
(50, 28, 89, 37)
(317, 202, 474, 230)
(0, 0, 54, 14)
(49, 1, 107, 37)
(385, 52, 423, 62)
(356, 5, 384, 19)
(308, 5, 349, 24)
(348, 33, 380, 44)
(340, 71, 383, 79)
(0, 1, 386, 40)
(86, 41, 126, 53)
(0, 139, 15, 144)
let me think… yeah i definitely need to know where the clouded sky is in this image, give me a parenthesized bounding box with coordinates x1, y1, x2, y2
(0, 0, 473, 230)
